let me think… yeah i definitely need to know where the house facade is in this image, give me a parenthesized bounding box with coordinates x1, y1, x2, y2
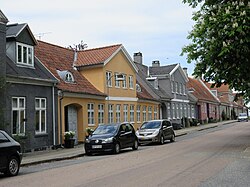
(0, 12, 58, 152)
(187, 78, 220, 124)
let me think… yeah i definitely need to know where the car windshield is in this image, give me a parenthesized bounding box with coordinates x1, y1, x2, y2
(239, 113, 247, 117)
(93, 124, 119, 135)
(140, 121, 161, 129)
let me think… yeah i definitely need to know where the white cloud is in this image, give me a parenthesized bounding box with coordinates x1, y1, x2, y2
(1, 0, 195, 73)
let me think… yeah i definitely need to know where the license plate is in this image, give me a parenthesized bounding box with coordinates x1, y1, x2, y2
(92, 145, 102, 149)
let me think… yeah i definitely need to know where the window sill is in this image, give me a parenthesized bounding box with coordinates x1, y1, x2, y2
(35, 133, 48, 138)
(88, 124, 95, 127)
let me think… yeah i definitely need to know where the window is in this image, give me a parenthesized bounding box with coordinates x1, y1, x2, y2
(0, 132, 9, 143)
(180, 104, 183, 118)
(88, 103, 94, 125)
(176, 104, 179, 119)
(184, 104, 187, 118)
(183, 84, 186, 95)
(106, 71, 112, 87)
(123, 105, 128, 122)
(176, 82, 179, 93)
(180, 84, 183, 94)
(148, 106, 152, 120)
(171, 82, 174, 93)
(35, 98, 46, 134)
(187, 104, 191, 118)
(143, 106, 147, 122)
(167, 103, 171, 119)
(122, 74, 127, 88)
(65, 72, 74, 83)
(129, 75, 134, 89)
(116, 105, 121, 123)
(115, 73, 121, 87)
(136, 84, 141, 92)
(12, 97, 25, 134)
(172, 103, 175, 119)
(16, 42, 34, 66)
(154, 107, 158, 119)
(137, 105, 141, 122)
(108, 104, 114, 123)
(98, 104, 104, 124)
(191, 105, 195, 118)
(130, 105, 134, 122)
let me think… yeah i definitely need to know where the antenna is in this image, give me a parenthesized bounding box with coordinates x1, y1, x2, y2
(35, 32, 52, 40)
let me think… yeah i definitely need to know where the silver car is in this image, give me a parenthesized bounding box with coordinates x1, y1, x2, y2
(136, 120, 175, 145)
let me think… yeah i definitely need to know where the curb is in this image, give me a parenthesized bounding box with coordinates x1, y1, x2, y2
(21, 153, 84, 167)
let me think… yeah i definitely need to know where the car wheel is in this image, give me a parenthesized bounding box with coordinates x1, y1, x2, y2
(132, 140, 139, 150)
(159, 135, 164, 145)
(170, 134, 175, 142)
(114, 143, 120, 154)
(6, 156, 20, 176)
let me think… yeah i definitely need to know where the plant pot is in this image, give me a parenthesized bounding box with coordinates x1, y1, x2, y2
(64, 138, 75, 148)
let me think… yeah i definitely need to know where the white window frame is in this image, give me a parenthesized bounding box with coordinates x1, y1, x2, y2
(35, 98, 47, 134)
(129, 75, 134, 89)
(148, 106, 152, 121)
(115, 73, 121, 88)
(191, 105, 195, 118)
(167, 103, 171, 119)
(98, 104, 104, 124)
(123, 104, 128, 122)
(106, 71, 112, 87)
(88, 103, 95, 126)
(176, 82, 179, 94)
(154, 106, 158, 120)
(116, 104, 121, 123)
(16, 42, 34, 67)
(176, 104, 179, 119)
(130, 105, 134, 122)
(137, 105, 141, 122)
(12, 97, 26, 135)
(183, 84, 186, 95)
(122, 74, 127, 89)
(172, 103, 175, 119)
(65, 72, 74, 83)
(143, 106, 147, 122)
(108, 104, 114, 123)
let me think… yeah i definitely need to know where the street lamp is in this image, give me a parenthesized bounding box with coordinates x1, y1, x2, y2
(107, 73, 124, 123)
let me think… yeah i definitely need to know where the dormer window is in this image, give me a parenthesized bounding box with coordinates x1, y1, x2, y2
(57, 70, 75, 83)
(16, 42, 34, 67)
(65, 72, 74, 82)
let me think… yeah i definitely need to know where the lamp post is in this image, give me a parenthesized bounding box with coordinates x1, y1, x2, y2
(107, 73, 124, 123)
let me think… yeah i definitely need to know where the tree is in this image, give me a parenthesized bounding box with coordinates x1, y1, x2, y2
(182, 0, 250, 103)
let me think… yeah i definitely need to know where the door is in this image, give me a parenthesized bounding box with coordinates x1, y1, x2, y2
(0, 132, 10, 170)
(65, 105, 78, 144)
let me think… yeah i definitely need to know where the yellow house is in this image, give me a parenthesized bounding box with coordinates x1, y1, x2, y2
(36, 41, 160, 145)
(75, 44, 160, 130)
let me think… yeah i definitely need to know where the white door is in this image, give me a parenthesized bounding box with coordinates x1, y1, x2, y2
(67, 105, 78, 144)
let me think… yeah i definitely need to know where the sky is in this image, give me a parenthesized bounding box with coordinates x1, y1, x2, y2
(1, 0, 196, 75)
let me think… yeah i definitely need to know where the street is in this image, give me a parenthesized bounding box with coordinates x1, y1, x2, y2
(1, 121, 250, 187)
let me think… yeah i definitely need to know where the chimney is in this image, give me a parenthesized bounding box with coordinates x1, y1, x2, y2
(183, 67, 188, 77)
(152, 60, 160, 67)
(133, 52, 143, 64)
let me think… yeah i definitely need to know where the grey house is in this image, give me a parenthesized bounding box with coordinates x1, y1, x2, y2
(134, 52, 196, 127)
(0, 10, 58, 152)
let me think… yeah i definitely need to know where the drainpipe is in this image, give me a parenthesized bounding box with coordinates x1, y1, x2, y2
(52, 85, 56, 147)
(58, 90, 64, 147)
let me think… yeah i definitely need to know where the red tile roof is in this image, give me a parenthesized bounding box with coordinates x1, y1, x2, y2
(204, 82, 230, 93)
(187, 78, 219, 103)
(35, 41, 106, 96)
(75, 44, 122, 67)
(136, 82, 157, 101)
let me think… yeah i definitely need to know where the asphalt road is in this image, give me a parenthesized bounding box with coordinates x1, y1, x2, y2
(1, 121, 250, 187)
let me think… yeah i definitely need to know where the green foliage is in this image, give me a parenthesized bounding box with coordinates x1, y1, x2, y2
(182, 0, 250, 103)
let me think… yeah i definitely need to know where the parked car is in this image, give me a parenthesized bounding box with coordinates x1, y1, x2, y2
(136, 120, 175, 145)
(0, 130, 22, 176)
(84, 122, 138, 155)
(238, 113, 248, 122)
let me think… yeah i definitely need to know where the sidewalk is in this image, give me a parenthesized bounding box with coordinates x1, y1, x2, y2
(21, 120, 237, 167)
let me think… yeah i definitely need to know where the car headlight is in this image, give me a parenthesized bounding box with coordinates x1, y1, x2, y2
(103, 137, 113, 143)
(85, 138, 90, 143)
(152, 129, 160, 135)
(136, 130, 139, 136)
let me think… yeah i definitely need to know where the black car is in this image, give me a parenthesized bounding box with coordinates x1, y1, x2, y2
(136, 120, 175, 145)
(84, 123, 138, 155)
(0, 130, 22, 176)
